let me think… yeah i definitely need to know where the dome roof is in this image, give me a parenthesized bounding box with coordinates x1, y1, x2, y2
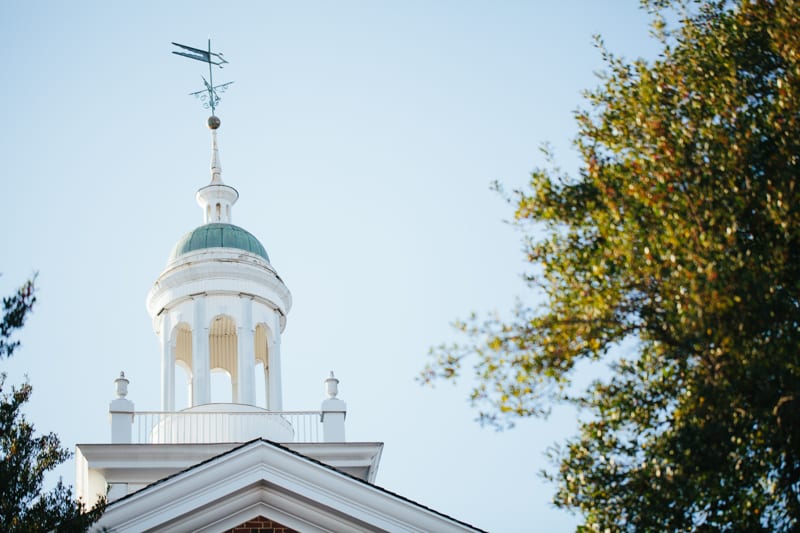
(169, 223, 269, 262)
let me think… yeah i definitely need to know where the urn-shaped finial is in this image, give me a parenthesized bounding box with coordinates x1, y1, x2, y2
(325, 371, 339, 399)
(114, 371, 129, 399)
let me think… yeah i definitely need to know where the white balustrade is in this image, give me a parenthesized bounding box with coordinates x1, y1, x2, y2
(130, 407, 323, 444)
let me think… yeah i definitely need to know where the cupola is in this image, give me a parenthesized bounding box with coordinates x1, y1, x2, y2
(146, 116, 291, 412)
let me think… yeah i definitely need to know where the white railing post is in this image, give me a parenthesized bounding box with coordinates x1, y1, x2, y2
(321, 372, 346, 442)
(109, 372, 134, 444)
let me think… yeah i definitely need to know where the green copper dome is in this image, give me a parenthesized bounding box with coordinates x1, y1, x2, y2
(169, 223, 269, 262)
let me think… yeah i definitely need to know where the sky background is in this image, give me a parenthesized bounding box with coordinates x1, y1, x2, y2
(1, 2, 664, 531)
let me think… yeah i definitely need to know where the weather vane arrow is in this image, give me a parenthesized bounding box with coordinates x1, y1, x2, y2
(172, 39, 233, 117)
(172, 41, 228, 66)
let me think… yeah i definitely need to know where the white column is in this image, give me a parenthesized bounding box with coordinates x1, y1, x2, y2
(262, 360, 269, 410)
(267, 322, 283, 411)
(159, 313, 174, 412)
(192, 296, 210, 405)
(236, 297, 255, 405)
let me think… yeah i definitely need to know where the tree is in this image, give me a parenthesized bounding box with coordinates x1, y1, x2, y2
(422, 0, 800, 530)
(0, 279, 105, 531)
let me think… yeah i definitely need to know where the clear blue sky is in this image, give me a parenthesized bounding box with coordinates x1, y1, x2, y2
(1, 2, 663, 531)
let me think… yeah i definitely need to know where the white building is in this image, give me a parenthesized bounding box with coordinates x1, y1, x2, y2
(75, 116, 484, 533)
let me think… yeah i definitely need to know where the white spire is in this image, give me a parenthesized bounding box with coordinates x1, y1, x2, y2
(209, 115, 223, 184)
(196, 116, 238, 224)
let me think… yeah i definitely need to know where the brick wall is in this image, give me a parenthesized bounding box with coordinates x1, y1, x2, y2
(223, 515, 301, 533)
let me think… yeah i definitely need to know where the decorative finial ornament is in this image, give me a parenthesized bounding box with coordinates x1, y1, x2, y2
(325, 371, 340, 399)
(172, 39, 233, 118)
(114, 371, 129, 399)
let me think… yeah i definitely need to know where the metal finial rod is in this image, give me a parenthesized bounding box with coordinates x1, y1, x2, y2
(172, 39, 233, 116)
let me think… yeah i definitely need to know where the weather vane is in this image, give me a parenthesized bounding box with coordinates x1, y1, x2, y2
(172, 39, 233, 118)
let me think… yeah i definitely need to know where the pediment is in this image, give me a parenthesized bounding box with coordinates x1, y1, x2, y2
(222, 515, 299, 533)
(93, 439, 482, 532)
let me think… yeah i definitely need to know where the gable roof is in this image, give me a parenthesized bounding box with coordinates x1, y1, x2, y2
(95, 438, 486, 532)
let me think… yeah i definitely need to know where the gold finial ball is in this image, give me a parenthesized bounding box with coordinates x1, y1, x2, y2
(207, 116, 221, 130)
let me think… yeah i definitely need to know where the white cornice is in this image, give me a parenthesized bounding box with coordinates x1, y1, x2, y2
(77, 441, 383, 490)
(146, 249, 292, 320)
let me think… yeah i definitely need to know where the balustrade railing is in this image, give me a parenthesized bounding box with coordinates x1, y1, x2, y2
(131, 410, 323, 444)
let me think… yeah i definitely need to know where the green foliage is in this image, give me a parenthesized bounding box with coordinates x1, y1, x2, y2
(0, 279, 105, 531)
(422, 0, 800, 529)
(0, 279, 35, 361)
